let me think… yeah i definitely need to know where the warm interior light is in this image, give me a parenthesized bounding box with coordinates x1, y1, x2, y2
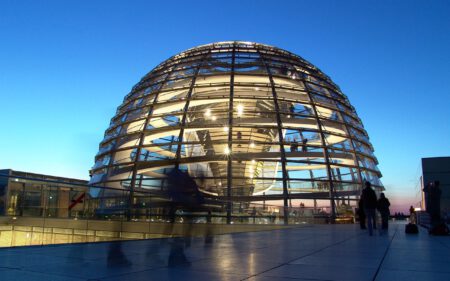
(92, 41, 382, 205)
(237, 104, 244, 116)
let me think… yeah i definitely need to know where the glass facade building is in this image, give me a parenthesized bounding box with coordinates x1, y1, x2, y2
(89, 41, 383, 218)
(0, 169, 89, 218)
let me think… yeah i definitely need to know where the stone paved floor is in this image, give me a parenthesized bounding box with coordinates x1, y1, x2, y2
(0, 222, 449, 281)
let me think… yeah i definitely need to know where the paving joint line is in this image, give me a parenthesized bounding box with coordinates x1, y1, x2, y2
(240, 230, 366, 280)
(371, 225, 398, 281)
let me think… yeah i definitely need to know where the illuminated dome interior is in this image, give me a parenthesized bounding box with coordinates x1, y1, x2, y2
(89, 41, 383, 207)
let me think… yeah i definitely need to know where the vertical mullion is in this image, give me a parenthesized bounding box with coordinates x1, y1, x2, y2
(332, 109, 364, 191)
(258, 48, 290, 225)
(174, 49, 212, 169)
(127, 59, 181, 219)
(302, 83, 337, 220)
(310, 89, 364, 192)
(226, 44, 236, 224)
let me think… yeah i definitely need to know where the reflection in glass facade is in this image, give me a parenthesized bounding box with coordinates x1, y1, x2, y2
(90, 41, 383, 218)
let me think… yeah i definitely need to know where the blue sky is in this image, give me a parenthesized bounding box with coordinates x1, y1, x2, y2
(1, 0, 449, 212)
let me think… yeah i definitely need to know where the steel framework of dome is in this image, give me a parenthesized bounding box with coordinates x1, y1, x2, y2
(89, 41, 383, 220)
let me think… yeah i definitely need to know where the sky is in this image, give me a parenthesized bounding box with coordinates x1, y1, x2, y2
(1, 0, 449, 213)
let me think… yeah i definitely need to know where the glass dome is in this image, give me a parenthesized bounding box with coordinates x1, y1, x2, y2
(89, 41, 382, 210)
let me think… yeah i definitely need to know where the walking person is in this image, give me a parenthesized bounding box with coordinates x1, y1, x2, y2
(360, 181, 378, 236)
(377, 193, 391, 235)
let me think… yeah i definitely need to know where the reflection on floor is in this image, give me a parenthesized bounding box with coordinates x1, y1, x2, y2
(0, 217, 292, 248)
(0, 223, 449, 281)
(0, 225, 170, 247)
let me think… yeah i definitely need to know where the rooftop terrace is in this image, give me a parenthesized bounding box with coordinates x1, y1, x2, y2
(0, 223, 449, 281)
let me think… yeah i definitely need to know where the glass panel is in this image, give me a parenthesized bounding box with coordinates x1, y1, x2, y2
(361, 170, 382, 187)
(123, 119, 146, 134)
(156, 88, 190, 103)
(147, 114, 182, 130)
(22, 183, 42, 217)
(330, 166, 359, 183)
(112, 148, 135, 164)
(358, 155, 380, 173)
(145, 130, 180, 145)
(234, 86, 272, 99)
(161, 77, 193, 90)
(272, 76, 304, 89)
(199, 57, 232, 75)
(235, 74, 270, 84)
(6, 182, 23, 216)
(93, 155, 111, 169)
(352, 140, 370, 155)
(276, 88, 309, 103)
(168, 67, 197, 80)
(260, 179, 284, 196)
(192, 86, 230, 99)
(288, 180, 316, 193)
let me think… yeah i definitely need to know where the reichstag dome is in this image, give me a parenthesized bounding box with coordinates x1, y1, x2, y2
(89, 41, 383, 215)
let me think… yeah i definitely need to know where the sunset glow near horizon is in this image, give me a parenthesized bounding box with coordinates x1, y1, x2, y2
(1, 1, 449, 213)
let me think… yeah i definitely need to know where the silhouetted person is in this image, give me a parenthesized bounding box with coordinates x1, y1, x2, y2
(164, 168, 205, 241)
(206, 210, 212, 223)
(358, 199, 366, 229)
(166, 168, 205, 207)
(237, 131, 242, 148)
(271, 211, 276, 223)
(377, 193, 391, 234)
(409, 205, 416, 224)
(290, 141, 298, 152)
(301, 138, 308, 152)
(251, 207, 257, 223)
(360, 181, 377, 236)
(423, 181, 442, 228)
